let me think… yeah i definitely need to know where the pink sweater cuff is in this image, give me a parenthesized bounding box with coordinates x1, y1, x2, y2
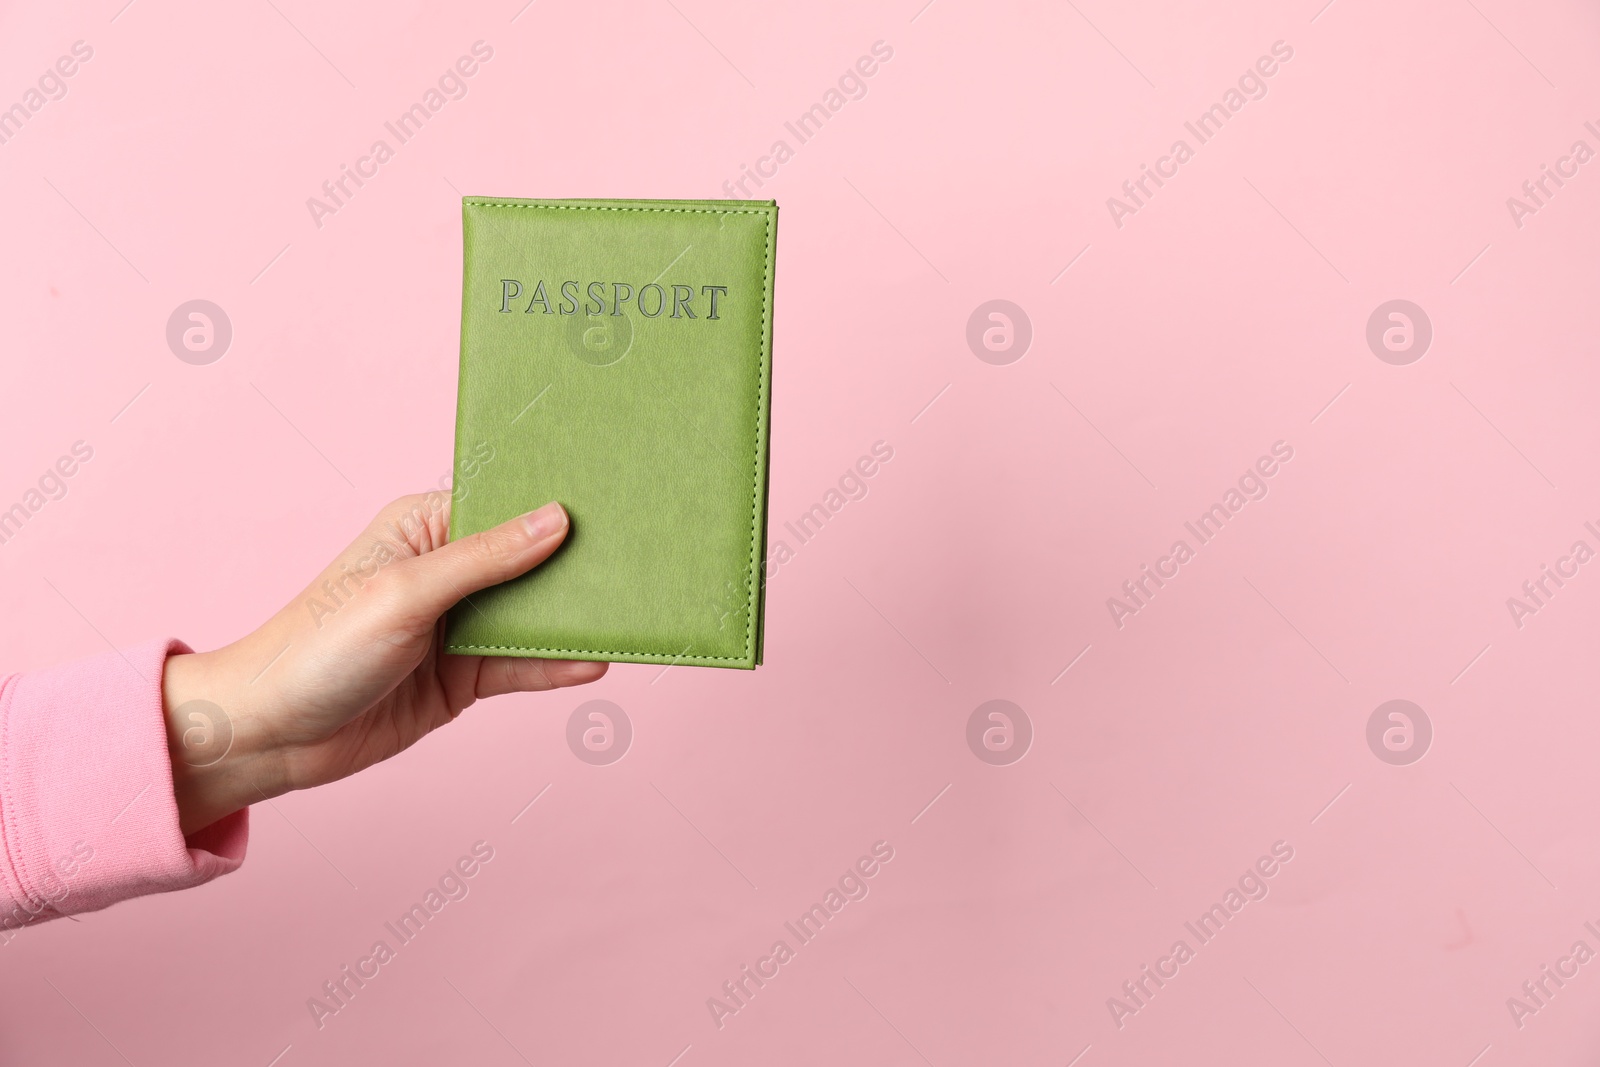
(0, 638, 247, 932)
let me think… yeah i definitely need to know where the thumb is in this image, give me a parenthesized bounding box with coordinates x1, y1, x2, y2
(399, 500, 570, 619)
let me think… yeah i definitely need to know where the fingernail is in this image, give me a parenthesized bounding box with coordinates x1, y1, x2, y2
(522, 501, 568, 540)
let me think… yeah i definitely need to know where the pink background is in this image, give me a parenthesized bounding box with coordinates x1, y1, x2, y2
(4, 0, 1600, 1062)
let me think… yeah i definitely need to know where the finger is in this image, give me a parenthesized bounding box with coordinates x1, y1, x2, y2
(399, 501, 570, 619)
(475, 656, 609, 699)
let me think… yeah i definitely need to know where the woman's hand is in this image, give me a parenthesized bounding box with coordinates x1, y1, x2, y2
(160, 492, 607, 834)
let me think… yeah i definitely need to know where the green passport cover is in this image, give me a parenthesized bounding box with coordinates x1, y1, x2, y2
(444, 197, 776, 670)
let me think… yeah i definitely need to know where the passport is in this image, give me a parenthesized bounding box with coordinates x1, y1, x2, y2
(444, 197, 777, 670)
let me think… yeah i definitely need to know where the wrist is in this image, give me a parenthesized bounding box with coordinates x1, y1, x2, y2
(162, 647, 289, 835)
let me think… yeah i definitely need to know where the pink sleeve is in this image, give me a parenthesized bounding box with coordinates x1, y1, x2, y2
(0, 638, 247, 934)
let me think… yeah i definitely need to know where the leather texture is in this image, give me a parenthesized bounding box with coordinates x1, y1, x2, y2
(444, 197, 776, 670)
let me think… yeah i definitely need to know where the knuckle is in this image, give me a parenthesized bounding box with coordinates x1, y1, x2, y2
(379, 493, 430, 524)
(378, 492, 451, 552)
(457, 528, 518, 577)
